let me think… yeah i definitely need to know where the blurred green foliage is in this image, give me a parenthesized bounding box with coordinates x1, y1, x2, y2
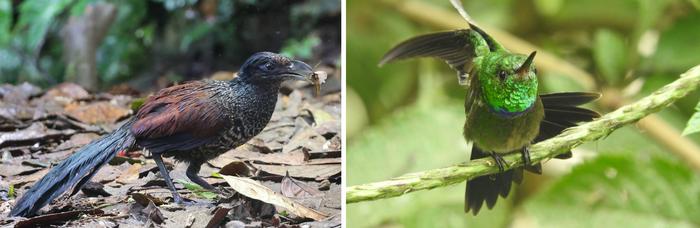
(348, 0, 700, 227)
(0, 0, 339, 89)
(525, 155, 700, 227)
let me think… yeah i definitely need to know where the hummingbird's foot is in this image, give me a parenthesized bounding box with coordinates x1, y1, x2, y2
(489, 152, 507, 172)
(520, 146, 532, 166)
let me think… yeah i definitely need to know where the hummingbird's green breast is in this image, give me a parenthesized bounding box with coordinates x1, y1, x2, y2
(464, 96, 544, 153)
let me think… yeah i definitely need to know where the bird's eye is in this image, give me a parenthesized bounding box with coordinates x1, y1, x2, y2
(498, 70, 507, 81)
(260, 62, 273, 71)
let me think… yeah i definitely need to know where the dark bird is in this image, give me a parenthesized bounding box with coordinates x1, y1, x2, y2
(379, 9, 601, 215)
(10, 52, 315, 217)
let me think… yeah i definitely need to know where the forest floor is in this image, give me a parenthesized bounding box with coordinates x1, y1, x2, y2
(0, 68, 341, 227)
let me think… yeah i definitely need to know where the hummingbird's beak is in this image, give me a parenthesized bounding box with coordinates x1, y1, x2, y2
(516, 51, 537, 76)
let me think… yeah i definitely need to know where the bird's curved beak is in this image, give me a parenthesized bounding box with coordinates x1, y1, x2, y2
(516, 51, 536, 77)
(286, 60, 315, 82)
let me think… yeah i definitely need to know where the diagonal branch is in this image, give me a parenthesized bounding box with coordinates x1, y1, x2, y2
(347, 65, 700, 204)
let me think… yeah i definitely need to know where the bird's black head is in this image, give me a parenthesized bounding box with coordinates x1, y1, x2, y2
(237, 52, 314, 84)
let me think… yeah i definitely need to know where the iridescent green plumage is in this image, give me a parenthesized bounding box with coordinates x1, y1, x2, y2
(474, 52, 538, 115)
(380, 21, 600, 215)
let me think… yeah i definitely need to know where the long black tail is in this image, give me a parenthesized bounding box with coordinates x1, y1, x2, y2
(465, 147, 523, 215)
(465, 92, 600, 215)
(10, 119, 136, 217)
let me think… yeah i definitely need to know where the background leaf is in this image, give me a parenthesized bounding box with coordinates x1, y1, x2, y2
(524, 155, 700, 228)
(683, 101, 700, 135)
(593, 29, 628, 86)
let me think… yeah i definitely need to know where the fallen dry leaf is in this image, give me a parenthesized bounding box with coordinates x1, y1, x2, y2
(0, 123, 76, 147)
(64, 101, 130, 124)
(42, 83, 90, 101)
(281, 172, 323, 198)
(282, 128, 325, 153)
(143, 201, 165, 224)
(116, 163, 143, 184)
(221, 175, 328, 221)
(219, 160, 254, 177)
(0, 82, 42, 104)
(252, 164, 340, 180)
(131, 192, 166, 206)
(304, 157, 341, 165)
(53, 133, 100, 152)
(249, 150, 309, 166)
(204, 206, 231, 228)
(0, 102, 36, 121)
(13, 209, 104, 228)
(0, 163, 42, 177)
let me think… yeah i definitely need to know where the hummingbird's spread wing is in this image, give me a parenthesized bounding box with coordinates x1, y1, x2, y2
(537, 92, 601, 159)
(379, 29, 490, 85)
(380, 30, 474, 67)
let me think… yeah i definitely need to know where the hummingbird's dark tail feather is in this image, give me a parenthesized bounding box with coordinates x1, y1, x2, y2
(10, 119, 136, 217)
(465, 146, 523, 215)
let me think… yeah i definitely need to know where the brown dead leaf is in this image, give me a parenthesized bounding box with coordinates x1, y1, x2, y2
(0, 163, 42, 177)
(219, 160, 254, 177)
(221, 175, 328, 221)
(0, 102, 36, 121)
(116, 163, 143, 184)
(92, 162, 128, 183)
(305, 157, 341, 165)
(42, 83, 90, 101)
(282, 128, 325, 153)
(143, 201, 165, 224)
(54, 133, 100, 152)
(252, 164, 340, 180)
(10, 168, 49, 187)
(250, 150, 309, 165)
(64, 101, 130, 124)
(0, 82, 42, 103)
(131, 192, 166, 206)
(0, 123, 76, 147)
(281, 172, 323, 198)
(13, 209, 104, 228)
(204, 206, 231, 228)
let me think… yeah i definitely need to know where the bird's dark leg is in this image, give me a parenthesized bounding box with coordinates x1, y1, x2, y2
(153, 153, 184, 204)
(185, 162, 216, 191)
(520, 146, 531, 166)
(489, 152, 507, 173)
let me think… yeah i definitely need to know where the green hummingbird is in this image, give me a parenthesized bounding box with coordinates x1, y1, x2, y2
(379, 19, 600, 214)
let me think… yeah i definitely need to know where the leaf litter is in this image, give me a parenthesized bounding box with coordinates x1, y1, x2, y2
(0, 70, 341, 227)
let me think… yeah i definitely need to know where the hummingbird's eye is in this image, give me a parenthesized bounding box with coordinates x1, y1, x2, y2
(497, 70, 508, 81)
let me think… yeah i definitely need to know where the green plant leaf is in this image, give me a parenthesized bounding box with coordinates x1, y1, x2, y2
(682, 100, 700, 135)
(176, 179, 218, 200)
(652, 12, 700, 72)
(525, 155, 700, 228)
(179, 22, 214, 52)
(0, 0, 12, 44)
(15, 0, 73, 52)
(593, 29, 628, 86)
(281, 35, 321, 59)
(8, 184, 14, 198)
